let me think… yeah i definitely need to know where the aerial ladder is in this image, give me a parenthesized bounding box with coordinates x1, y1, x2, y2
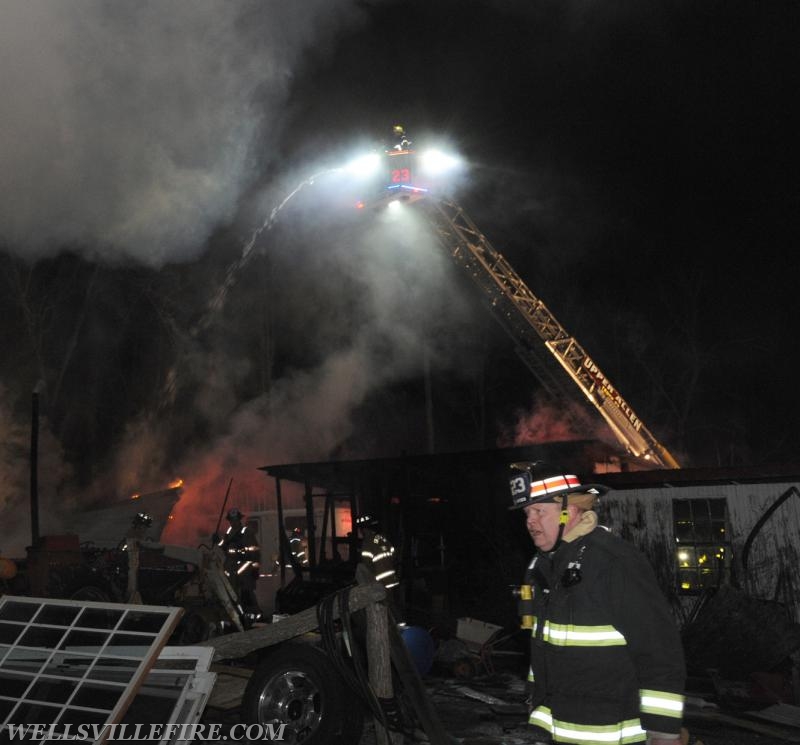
(358, 125, 680, 468)
(416, 197, 680, 469)
(371, 135, 680, 468)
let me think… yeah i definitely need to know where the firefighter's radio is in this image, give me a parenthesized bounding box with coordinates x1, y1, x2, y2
(511, 584, 534, 629)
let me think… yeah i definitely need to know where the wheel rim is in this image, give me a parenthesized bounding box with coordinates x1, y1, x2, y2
(256, 669, 324, 742)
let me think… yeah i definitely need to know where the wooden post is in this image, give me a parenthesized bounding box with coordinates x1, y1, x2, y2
(275, 478, 286, 587)
(387, 610, 457, 745)
(357, 564, 404, 745)
(30, 390, 40, 547)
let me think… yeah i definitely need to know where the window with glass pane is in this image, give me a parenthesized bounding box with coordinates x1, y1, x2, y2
(0, 596, 181, 745)
(673, 498, 729, 594)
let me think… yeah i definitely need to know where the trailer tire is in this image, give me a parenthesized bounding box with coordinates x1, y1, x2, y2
(69, 585, 112, 602)
(47, 566, 114, 602)
(241, 642, 364, 745)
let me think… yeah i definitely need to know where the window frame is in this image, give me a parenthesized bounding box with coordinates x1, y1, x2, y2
(672, 497, 731, 595)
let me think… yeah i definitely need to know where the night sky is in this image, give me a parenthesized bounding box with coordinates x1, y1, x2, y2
(1, 0, 798, 551)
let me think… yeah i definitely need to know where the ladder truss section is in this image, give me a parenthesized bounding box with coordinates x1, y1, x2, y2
(420, 198, 679, 469)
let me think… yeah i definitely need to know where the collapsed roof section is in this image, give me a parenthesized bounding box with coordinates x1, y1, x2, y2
(44, 486, 183, 549)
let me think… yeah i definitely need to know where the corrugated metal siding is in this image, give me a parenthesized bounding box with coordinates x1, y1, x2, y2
(599, 480, 800, 624)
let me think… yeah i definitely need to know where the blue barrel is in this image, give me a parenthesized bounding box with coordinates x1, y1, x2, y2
(400, 625, 435, 676)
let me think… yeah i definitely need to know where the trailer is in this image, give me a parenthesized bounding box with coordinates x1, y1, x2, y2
(184, 566, 454, 745)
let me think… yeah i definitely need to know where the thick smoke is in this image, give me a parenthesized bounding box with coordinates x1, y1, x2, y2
(0, 0, 372, 265)
(1, 0, 713, 557)
(66, 201, 480, 549)
(1, 0, 460, 553)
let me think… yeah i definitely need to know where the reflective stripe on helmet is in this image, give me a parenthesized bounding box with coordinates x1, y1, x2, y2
(530, 474, 582, 499)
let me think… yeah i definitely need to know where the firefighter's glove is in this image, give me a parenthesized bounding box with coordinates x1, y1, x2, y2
(646, 732, 681, 745)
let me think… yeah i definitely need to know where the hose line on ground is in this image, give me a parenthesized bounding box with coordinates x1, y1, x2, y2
(316, 586, 393, 733)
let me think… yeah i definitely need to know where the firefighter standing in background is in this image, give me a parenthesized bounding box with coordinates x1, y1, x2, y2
(121, 511, 154, 604)
(287, 527, 309, 569)
(355, 513, 399, 590)
(217, 507, 262, 623)
(509, 462, 686, 745)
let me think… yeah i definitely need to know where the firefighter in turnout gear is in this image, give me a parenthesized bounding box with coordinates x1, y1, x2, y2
(509, 462, 686, 745)
(390, 123, 412, 151)
(287, 527, 309, 568)
(217, 507, 262, 624)
(355, 513, 399, 590)
(121, 511, 154, 604)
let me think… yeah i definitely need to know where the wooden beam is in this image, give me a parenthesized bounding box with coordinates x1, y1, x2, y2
(200, 581, 386, 661)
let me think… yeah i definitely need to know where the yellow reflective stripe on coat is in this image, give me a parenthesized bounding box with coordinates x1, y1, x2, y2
(530, 706, 645, 743)
(639, 689, 684, 718)
(534, 617, 626, 647)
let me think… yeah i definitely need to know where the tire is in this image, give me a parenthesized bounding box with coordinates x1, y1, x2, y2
(69, 585, 111, 602)
(241, 642, 364, 745)
(47, 565, 115, 602)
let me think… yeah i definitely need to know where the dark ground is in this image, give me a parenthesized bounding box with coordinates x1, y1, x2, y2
(357, 672, 800, 745)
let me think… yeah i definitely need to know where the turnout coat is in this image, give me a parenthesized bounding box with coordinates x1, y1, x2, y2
(524, 526, 686, 744)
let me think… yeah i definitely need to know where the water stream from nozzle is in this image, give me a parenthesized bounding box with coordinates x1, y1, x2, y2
(157, 168, 339, 411)
(197, 168, 338, 335)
